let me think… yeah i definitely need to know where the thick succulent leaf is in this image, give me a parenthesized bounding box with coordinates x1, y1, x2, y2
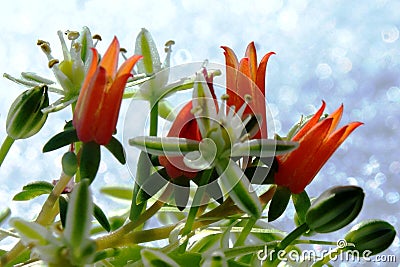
(108, 245, 143, 266)
(59, 195, 68, 228)
(129, 136, 200, 156)
(13, 181, 53, 202)
(0, 208, 11, 226)
(93, 203, 111, 232)
(189, 233, 222, 253)
(173, 178, 190, 211)
(42, 128, 79, 152)
(226, 139, 298, 158)
(104, 136, 126, 164)
(130, 152, 152, 221)
(292, 190, 311, 225)
(141, 249, 180, 267)
(101, 186, 133, 201)
(136, 168, 169, 204)
(64, 179, 93, 251)
(216, 159, 261, 218)
(11, 219, 52, 246)
(268, 186, 291, 222)
(80, 142, 101, 184)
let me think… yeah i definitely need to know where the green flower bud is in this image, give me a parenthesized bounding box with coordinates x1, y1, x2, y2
(305, 186, 364, 233)
(62, 151, 78, 176)
(6, 85, 49, 139)
(345, 220, 396, 255)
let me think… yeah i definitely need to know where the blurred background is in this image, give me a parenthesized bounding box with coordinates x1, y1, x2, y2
(0, 0, 399, 263)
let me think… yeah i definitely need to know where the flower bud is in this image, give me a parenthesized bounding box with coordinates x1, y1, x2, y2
(6, 85, 49, 139)
(62, 151, 78, 176)
(345, 220, 396, 255)
(305, 186, 364, 233)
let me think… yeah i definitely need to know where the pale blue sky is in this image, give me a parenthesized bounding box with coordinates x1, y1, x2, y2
(0, 0, 399, 256)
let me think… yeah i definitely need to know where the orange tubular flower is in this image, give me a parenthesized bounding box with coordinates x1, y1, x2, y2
(274, 101, 363, 194)
(73, 37, 142, 145)
(221, 42, 275, 139)
(160, 43, 274, 179)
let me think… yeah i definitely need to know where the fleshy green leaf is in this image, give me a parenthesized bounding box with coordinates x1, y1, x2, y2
(189, 233, 221, 253)
(22, 181, 54, 191)
(130, 152, 152, 221)
(202, 251, 228, 267)
(292, 191, 311, 225)
(141, 249, 180, 267)
(11, 219, 52, 246)
(93, 203, 111, 232)
(13, 181, 54, 201)
(226, 139, 299, 158)
(101, 186, 133, 201)
(129, 136, 200, 156)
(136, 168, 169, 205)
(216, 159, 261, 218)
(93, 248, 120, 263)
(268, 186, 291, 222)
(80, 142, 100, 184)
(173, 178, 190, 211)
(0, 208, 11, 226)
(104, 136, 126, 164)
(108, 245, 144, 266)
(42, 128, 79, 152)
(59, 195, 68, 228)
(64, 179, 93, 251)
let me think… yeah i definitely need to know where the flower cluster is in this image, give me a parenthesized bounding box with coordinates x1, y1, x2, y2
(0, 27, 395, 267)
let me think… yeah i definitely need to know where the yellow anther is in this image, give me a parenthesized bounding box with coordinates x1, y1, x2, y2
(48, 59, 59, 68)
(66, 30, 80, 40)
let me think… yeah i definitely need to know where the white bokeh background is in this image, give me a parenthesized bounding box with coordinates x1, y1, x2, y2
(0, 0, 399, 262)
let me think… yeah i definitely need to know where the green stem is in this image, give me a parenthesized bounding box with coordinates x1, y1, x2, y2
(1, 174, 72, 266)
(179, 168, 213, 252)
(96, 184, 172, 250)
(270, 223, 310, 265)
(0, 136, 15, 167)
(312, 247, 345, 267)
(234, 216, 258, 247)
(149, 101, 158, 136)
(129, 101, 159, 220)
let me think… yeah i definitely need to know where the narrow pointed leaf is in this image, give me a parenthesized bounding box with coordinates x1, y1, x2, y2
(136, 168, 169, 204)
(130, 152, 152, 220)
(80, 142, 100, 184)
(0, 208, 11, 226)
(11, 219, 51, 246)
(59, 195, 68, 228)
(141, 249, 180, 267)
(23, 181, 54, 191)
(174, 178, 190, 211)
(129, 136, 200, 155)
(268, 186, 291, 222)
(64, 179, 93, 249)
(189, 233, 221, 253)
(93, 203, 111, 232)
(11, 181, 53, 201)
(216, 159, 261, 218)
(100, 186, 133, 201)
(292, 191, 311, 225)
(104, 136, 126, 164)
(227, 139, 298, 158)
(43, 128, 79, 152)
